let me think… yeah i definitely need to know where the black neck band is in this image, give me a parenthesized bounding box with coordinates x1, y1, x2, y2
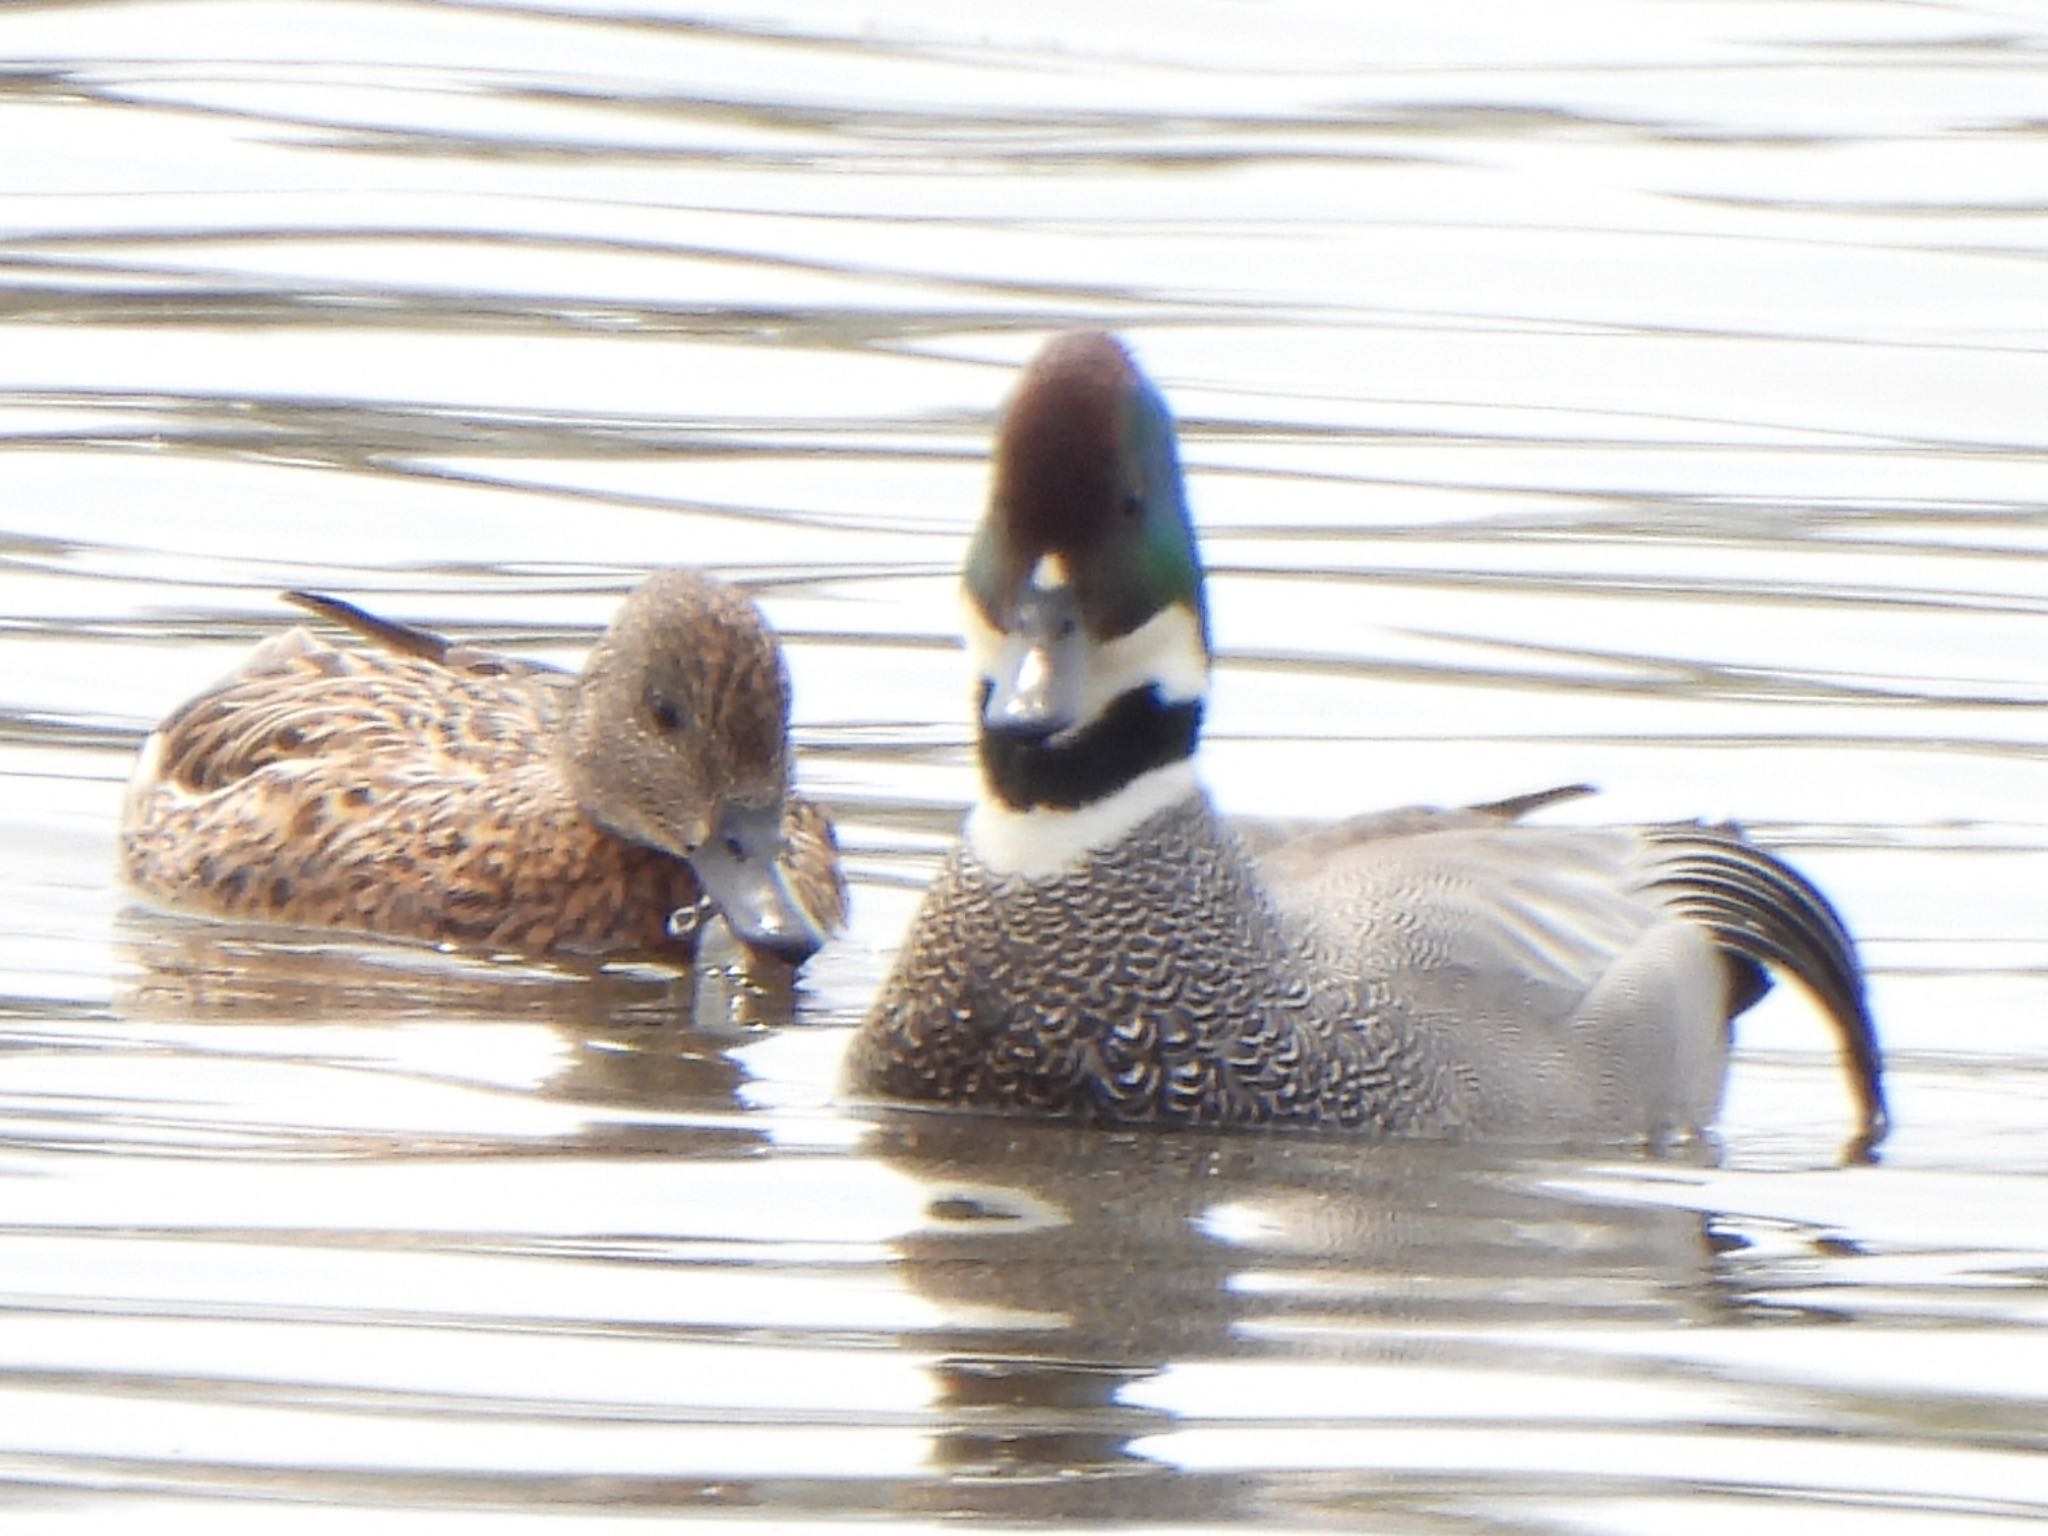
(977, 684, 1201, 812)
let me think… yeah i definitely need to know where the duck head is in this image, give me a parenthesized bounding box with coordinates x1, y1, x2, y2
(963, 333, 1212, 870)
(562, 568, 828, 966)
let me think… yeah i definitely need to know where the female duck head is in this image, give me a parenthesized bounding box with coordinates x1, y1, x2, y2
(964, 333, 1213, 817)
(559, 568, 825, 965)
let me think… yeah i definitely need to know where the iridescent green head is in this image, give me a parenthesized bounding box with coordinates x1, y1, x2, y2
(963, 333, 1211, 815)
(968, 331, 1208, 657)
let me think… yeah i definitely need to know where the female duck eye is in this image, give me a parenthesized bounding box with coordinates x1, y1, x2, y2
(645, 690, 684, 733)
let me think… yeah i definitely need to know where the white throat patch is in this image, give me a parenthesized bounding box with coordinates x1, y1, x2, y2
(1029, 553, 1071, 591)
(968, 759, 1201, 879)
(960, 592, 1209, 723)
(958, 583, 1211, 878)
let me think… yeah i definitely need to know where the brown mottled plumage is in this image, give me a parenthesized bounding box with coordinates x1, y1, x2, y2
(120, 570, 846, 968)
(849, 331, 1887, 1150)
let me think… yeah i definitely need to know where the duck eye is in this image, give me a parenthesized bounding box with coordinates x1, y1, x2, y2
(644, 684, 686, 734)
(1121, 491, 1144, 521)
(725, 834, 745, 860)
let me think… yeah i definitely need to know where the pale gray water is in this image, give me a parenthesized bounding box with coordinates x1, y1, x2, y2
(2, 0, 2046, 1529)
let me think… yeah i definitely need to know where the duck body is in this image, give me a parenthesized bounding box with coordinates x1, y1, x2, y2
(856, 790, 1477, 1133)
(849, 331, 1885, 1146)
(121, 570, 845, 968)
(858, 784, 1782, 1140)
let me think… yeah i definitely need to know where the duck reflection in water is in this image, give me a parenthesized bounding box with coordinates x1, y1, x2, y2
(868, 1113, 1747, 1524)
(110, 901, 810, 1162)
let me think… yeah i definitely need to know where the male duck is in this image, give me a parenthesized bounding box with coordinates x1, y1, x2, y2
(121, 569, 846, 968)
(848, 332, 1887, 1146)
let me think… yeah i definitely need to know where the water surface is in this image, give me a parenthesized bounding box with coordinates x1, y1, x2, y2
(3, 0, 2046, 1529)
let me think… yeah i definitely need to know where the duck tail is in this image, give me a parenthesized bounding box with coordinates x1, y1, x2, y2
(1470, 782, 1598, 821)
(282, 590, 455, 666)
(1640, 823, 1889, 1156)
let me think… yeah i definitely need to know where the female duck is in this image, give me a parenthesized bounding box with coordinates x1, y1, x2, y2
(849, 332, 1886, 1146)
(121, 569, 845, 967)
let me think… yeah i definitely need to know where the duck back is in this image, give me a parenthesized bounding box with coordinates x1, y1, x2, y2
(120, 628, 710, 958)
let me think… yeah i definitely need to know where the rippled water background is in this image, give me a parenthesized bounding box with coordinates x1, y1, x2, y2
(4, 1, 2047, 1529)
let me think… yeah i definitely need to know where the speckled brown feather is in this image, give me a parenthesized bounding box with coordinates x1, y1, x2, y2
(120, 572, 846, 965)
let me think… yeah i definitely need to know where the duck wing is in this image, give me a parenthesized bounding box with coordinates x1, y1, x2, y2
(147, 594, 572, 795)
(1260, 793, 1885, 1149)
(1240, 783, 1597, 866)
